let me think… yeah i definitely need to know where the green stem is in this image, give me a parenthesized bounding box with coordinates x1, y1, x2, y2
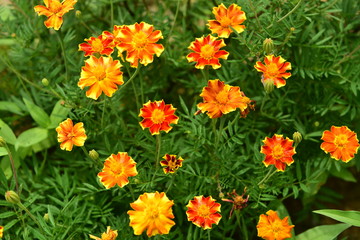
(17, 202, 46, 235)
(208, 230, 211, 240)
(277, 0, 303, 23)
(131, 78, 140, 110)
(166, 174, 175, 193)
(121, 66, 141, 89)
(101, 98, 106, 130)
(110, 0, 114, 27)
(260, 92, 269, 113)
(56, 31, 69, 82)
(151, 134, 162, 187)
(216, 117, 225, 148)
(201, 66, 209, 84)
(4, 143, 19, 194)
(127, 184, 136, 201)
(258, 166, 277, 186)
(166, 0, 181, 44)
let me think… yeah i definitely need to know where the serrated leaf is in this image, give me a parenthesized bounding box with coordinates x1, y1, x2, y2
(295, 223, 350, 240)
(15, 128, 48, 149)
(23, 97, 50, 128)
(313, 209, 360, 227)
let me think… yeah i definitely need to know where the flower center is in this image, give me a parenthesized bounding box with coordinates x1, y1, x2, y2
(197, 205, 210, 218)
(132, 31, 148, 50)
(334, 134, 348, 148)
(272, 145, 284, 159)
(267, 63, 280, 77)
(271, 220, 284, 234)
(49, 1, 63, 14)
(200, 45, 215, 59)
(92, 38, 104, 52)
(168, 158, 178, 170)
(215, 90, 229, 104)
(111, 162, 124, 175)
(151, 109, 166, 124)
(92, 65, 107, 81)
(146, 206, 160, 219)
(66, 131, 76, 140)
(220, 16, 232, 27)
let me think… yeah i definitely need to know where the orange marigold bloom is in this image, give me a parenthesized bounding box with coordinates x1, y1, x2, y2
(260, 134, 296, 171)
(0, 226, 3, 238)
(98, 152, 138, 189)
(89, 226, 118, 240)
(78, 32, 114, 57)
(186, 195, 222, 230)
(254, 55, 292, 88)
(139, 100, 179, 135)
(160, 154, 183, 174)
(208, 3, 246, 38)
(128, 192, 175, 237)
(56, 118, 87, 151)
(112, 25, 126, 47)
(187, 35, 229, 69)
(257, 210, 294, 240)
(116, 22, 164, 68)
(320, 126, 360, 163)
(78, 56, 124, 100)
(34, 0, 77, 30)
(197, 79, 251, 119)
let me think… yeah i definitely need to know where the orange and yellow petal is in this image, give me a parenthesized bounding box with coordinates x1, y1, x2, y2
(257, 210, 294, 240)
(97, 152, 138, 189)
(89, 226, 118, 240)
(78, 33, 114, 57)
(186, 196, 222, 230)
(0, 226, 3, 238)
(128, 192, 175, 237)
(56, 118, 87, 151)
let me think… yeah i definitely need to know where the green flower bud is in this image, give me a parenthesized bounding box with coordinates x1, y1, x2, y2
(263, 38, 274, 55)
(89, 149, 99, 161)
(263, 78, 274, 94)
(41, 78, 49, 86)
(5, 190, 20, 204)
(44, 213, 49, 222)
(293, 131, 302, 145)
(75, 10, 81, 18)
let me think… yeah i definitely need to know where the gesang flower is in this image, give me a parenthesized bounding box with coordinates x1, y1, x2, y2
(89, 226, 118, 240)
(260, 134, 296, 171)
(128, 192, 175, 237)
(160, 154, 183, 174)
(78, 32, 114, 56)
(78, 56, 123, 100)
(197, 79, 251, 118)
(254, 55, 292, 88)
(320, 126, 359, 163)
(34, 0, 77, 30)
(187, 35, 229, 69)
(116, 22, 164, 67)
(208, 3, 246, 38)
(139, 100, 179, 135)
(56, 118, 87, 151)
(257, 210, 294, 240)
(186, 195, 222, 229)
(98, 152, 138, 189)
(222, 188, 249, 218)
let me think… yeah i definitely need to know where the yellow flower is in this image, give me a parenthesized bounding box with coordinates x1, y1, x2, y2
(55, 118, 87, 151)
(89, 226, 118, 240)
(257, 210, 294, 240)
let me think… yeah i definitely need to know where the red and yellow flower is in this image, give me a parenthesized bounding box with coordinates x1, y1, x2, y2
(34, 0, 77, 30)
(0, 226, 3, 238)
(116, 22, 164, 68)
(128, 192, 175, 237)
(160, 154, 183, 174)
(197, 79, 251, 119)
(260, 134, 296, 171)
(78, 32, 114, 56)
(257, 210, 294, 240)
(320, 126, 359, 163)
(78, 56, 123, 100)
(187, 35, 229, 69)
(208, 3, 246, 38)
(139, 100, 179, 135)
(186, 195, 222, 229)
(97, 152, 138, 189)
(89, 226, 118, 240)
(254, 55, 292, 88)
(56, 118, 87, 151)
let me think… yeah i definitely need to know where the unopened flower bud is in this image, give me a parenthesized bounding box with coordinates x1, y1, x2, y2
(41, 78, 49, 86)
(219, 192, 225, 198)
(0, 136, 6, 147)
(44, 213, 49, 221)
(263, 78, 274, 93)
(263, 38, 274, 55)
(89, 149, 99, 160)
(75, 10, 81, 18)
(290, 27, 295, 32)
(293, 131, 302, 145)
(5, 190, 20, 204)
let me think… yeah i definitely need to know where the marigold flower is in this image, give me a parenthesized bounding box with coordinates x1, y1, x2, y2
(0, 226, 3, 238)
(254, 55, 292, 88)
(139, 100, 179, 135)
(78, 56, 124, 100)
(116, 22, 164, 68)
(112, 25, 126, 47)
(186, 195, 222, 230)
(89, 226, 118, 240)
(222, 188, 249, 219)
(257, 210, 294, 240)
(260, 134, 296, 171)
(187, 35, 229, 69)
(34, 0, 77, 30)
(98, 152, 138, 189)
(197, 79, 251, 119)
(128, 192, 175, 237)
(208, 3, 246, 38)
(56, 118, 87, 151)
(320, 126, 359, 163)
(160, 154, 183, 174)
(78, 32, 114, 57)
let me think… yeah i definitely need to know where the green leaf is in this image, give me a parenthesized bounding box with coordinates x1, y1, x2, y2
(0, 147, 7, 156)
(296, 223, 350, 240)
(48, 101, 70, 129)
(15, 128, 48, 149)
(23, 97, 50, 128)
(0, 101, 23, 115)
(330, 166, 356, 182)
(0, 119, 17, 145)
(313, 209, 360, 227)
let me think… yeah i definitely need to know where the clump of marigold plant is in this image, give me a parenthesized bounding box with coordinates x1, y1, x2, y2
(187, 35, 229, 69)
(208, 3, 246, 38)
(139, 100, 179, 135)
(197, 79, 251, 118)
(97, 152, 138, 189)
(254, 55, 292, 88)
(257, 210, 294, 240)
(186, 195, 222, 229)
(320, 126, 359, 163)
(56, 118, 87, 151)
(34, 0, 77, 30)
(260, 134, 296, 171)
(128, 192, 175, 237)
(89, 226, 118, 240)
(160, 154, 183, 174)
